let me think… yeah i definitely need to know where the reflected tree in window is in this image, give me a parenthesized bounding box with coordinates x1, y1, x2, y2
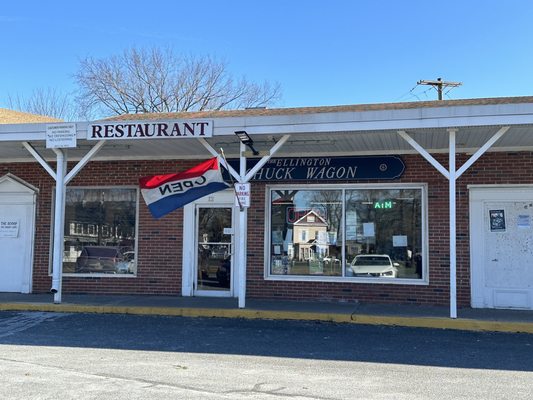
(62, 188, 137, 274)
(269, 186, 424, 280)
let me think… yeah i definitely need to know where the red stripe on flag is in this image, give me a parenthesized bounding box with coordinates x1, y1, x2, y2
(139, 157, 220, 189)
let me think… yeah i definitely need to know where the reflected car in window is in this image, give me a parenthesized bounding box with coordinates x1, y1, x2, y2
(115, 251, 135, 274)
(76, 246, 123, 274)
(347, 254, 399, 278)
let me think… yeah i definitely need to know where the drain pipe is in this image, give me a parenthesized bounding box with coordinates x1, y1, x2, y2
(50, 148, 66, 302)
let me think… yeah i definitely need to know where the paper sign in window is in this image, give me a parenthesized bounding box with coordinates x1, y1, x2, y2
(393, 235, 408, 247)
(363, 222, 375, 237)
(517, 214, 530, 229)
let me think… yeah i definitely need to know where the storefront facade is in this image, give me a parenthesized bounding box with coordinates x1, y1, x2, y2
(2, 97, 533, 313)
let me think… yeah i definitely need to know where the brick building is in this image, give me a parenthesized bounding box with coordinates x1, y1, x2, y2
(2, 97, 533, 316)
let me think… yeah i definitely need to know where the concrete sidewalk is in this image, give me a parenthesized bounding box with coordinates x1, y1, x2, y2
(1, 293, 533, 334)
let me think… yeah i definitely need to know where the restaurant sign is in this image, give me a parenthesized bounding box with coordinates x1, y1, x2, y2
(87, 120, 213, 140)
(226, 155, 405, 182)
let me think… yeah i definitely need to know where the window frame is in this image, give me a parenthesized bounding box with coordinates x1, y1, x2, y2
(49, 185, 140, 278)
(264, 183, 429, 285)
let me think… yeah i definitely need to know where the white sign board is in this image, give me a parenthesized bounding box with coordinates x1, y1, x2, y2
(393, 235, 408, 247)
(46, 123, 77, 149)
(0, 219, 20, 238)
(234, 183, 250, 208)
(517, 214, 531, 228)
(87, 120, 213, 140)
(363, 222, 375, 237)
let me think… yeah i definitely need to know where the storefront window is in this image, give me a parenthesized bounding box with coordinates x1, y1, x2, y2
(62, 187, 138, 275)
(268, 186, 425, 281)
(270, 189, 343, 276)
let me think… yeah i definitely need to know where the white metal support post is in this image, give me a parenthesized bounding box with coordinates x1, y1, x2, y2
(238, 141, 247, 308)
(22, 139, 106, 304)
(198, 135, 291, 308)
(448, 129, 457, 318)
(51, 148, 66, 302)
(398, 126, 509, 318)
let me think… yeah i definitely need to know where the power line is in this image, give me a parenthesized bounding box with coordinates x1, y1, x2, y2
(417, 77, 462, 100)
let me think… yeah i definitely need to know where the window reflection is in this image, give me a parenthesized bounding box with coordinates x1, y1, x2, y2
(270, 189, 342, 276)
(269, 187, 423, 280)
(345, 188, 422, 279)
(62, 188, 137, 275)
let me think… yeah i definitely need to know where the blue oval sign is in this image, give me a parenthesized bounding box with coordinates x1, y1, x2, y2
(226, 156, 405, 182)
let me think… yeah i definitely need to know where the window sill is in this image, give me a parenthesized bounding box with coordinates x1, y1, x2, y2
(54, 273, 138, 278)
(264, 274, 428, 285)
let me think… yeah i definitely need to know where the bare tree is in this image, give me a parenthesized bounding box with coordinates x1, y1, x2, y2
(7, 88, 80, 121)
(75, 47, 281, 117)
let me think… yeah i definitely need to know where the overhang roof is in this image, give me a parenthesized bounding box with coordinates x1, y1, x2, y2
(106, 96, 533, 120)
(2, 96, 533, 162)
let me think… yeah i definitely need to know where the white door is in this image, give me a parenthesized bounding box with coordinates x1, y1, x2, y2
(0, 175, 37, 293)
(470, 187, 533, 309)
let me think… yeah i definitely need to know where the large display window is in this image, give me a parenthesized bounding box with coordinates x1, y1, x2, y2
(267, 184, 426, 282)
(60, 187, 138, 275)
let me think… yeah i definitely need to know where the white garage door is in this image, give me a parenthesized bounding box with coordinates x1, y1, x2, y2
(470, 187, 533, 309)
(0, 175, 37, 293)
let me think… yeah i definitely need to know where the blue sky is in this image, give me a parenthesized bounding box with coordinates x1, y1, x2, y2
(2, 0, 533, 110)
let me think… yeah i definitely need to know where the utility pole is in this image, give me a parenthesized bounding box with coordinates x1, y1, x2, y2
(417, 78, 462, 100)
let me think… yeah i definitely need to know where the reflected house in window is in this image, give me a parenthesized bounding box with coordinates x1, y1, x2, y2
(292, 210, 329, 261)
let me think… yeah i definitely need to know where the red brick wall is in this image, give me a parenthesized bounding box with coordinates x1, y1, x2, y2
(2, 160, 198, 295)
(246, 154, 453, 305)
(246, 152, 533, 306)
(2, 151, 532, 305)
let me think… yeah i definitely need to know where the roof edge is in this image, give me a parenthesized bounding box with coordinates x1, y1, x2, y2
(105, 96, 533, 121)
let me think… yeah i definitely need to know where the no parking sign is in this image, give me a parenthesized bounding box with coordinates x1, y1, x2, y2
(234, 183, 250, 208)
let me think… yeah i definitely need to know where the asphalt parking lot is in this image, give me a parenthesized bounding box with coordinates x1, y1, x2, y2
(0, 311, 532, 399)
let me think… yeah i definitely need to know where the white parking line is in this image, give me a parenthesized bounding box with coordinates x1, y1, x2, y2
(0, 312, 67, 338)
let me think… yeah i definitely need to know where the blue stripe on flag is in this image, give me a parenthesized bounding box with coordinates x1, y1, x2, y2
(147, 182, 229, 218)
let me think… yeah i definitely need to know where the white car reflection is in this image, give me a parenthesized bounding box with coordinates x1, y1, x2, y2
(115, 251, 135, 274)
(347, 254, 399, 278)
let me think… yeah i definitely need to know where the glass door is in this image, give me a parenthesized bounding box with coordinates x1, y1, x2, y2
(195, 206, 233, 296)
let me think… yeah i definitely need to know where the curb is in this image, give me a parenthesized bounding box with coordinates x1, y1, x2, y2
(1, 303, 532, 334)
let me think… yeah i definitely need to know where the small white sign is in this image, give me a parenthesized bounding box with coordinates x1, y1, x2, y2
(0, 219, 20, 238)
(363, 222, 375, 237)
(517, 214, 531, 228)
(46, 123, 77, 149)
(393, 235, 408, 247)
(223, 227, 234, 235)
(234, 182, 250, 208)
(346, 211, 357, 226)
